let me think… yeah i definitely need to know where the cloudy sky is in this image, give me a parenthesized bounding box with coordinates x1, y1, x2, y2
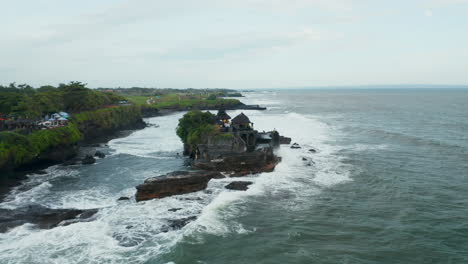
(1, 0, 468, 88)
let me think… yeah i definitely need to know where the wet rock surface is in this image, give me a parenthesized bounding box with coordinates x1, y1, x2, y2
(81, 155, 96, 165)
(94, 151, 106, 158)
(192, 148, 280, 177)
(135, 171, 223, 202)
(0, 205, 98, 233)
(291, 143, 301, 149)
(279, 136, 292, 144)
(225, 181, 253, 191)
(161, 216, 198, 233)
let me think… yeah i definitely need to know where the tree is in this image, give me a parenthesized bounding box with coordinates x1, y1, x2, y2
(176, 111, 216, 148)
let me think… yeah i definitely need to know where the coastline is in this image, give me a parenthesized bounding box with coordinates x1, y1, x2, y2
(0, 103, 265, 202)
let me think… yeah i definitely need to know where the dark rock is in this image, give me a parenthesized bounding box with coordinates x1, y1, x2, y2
(179, 197, 203, 201)
(291, 143, 301, 149)
(135, 171, 223, 202)
(59, 209, 99, 227)
(308, 148, 317, 153)
(94, 151, 106, 159)
(225, 181, 253, 191)
(0, 205, 98, 233)
(168, 208, 182, 212)
(168, 216, 197, 230)
(279, 136, 292, 145)
(117, 196, 130, 201)
(62, 159, 78, 166)
(35, 170, 48, 175)
(82, 155, 96, 165)
(37, 145, 79, 165)
(192, 148, 280, 177)
(302, 157, 307, 161)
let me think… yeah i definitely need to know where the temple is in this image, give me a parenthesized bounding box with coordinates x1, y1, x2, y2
(191, 109, 290, 175)
(195, 109, 284, 160)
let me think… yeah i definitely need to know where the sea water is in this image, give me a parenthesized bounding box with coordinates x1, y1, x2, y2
(0, 89, 467, 264)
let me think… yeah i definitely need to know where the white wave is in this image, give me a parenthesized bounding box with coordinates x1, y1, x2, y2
(0, 182, 53, 209)
(182, 109, 352, 239)
(0, 94, 353, 263)
(349, 143, 389, 152)
(108, 113, 185, 158)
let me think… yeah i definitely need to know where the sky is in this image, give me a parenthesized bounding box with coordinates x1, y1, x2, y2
(1, 0, 468, 89)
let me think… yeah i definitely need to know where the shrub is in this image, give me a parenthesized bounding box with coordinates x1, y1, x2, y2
(176, 110, 217, 148)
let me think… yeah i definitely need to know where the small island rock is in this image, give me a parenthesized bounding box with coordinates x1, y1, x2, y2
(135, 171, 223, 202)
(94, 151, 106, 158)
(82, 155, 96, 165)
(225, 181, 253, 191)
(291, 143, 301, 149)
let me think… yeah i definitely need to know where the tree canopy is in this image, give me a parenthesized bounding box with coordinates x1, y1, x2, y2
(176, 110, 217, 148)
(0, 82, 126, 118)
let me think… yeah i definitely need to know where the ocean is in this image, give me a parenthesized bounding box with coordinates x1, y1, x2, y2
(0, 89, 467, 264)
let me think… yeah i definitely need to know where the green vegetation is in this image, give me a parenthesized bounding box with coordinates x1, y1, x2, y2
(126, 96, 150, 105)
(0, 124, 80, 169)
(96, 87, 237, 97)
(71, 105, 142, 139)
(0, 82, 126, 118)
(128, 93, 242, 111)
(0, 106, 142, 171)
(176, 111, 217, 149)
(0, 82, 244, 171)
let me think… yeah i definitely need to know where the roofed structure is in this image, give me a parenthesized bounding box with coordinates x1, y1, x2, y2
(216, 109, 231, 121)
(231, 113, 251, 124)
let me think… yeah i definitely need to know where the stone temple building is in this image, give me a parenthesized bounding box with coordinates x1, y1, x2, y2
(194, 109, 282, 162)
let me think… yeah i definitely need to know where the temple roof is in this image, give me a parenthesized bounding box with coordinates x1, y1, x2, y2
(216, 109, 231, 120)
(231, 112, 251, 124)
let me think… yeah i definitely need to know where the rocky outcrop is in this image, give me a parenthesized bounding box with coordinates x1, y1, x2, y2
(135, 171, 223, 202)
(94, 151, 106, 158)
(0, 205, 98, 233)
(36, 144, 80, 165)
(225, 181, 253, 191)
(192, 147, 280, 176)
(291, 143, 301, 149)
(82, 155, 96, 165)
(279, 136, 292, 144)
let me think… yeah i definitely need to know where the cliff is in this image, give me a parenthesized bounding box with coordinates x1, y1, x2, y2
(71, 105, 144, 141)
(177, 110, 285, 176)
(0, 106, 144, 173)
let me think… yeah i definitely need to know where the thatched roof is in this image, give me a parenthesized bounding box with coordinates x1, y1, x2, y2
(216, 109, 231, 120)
(231, 112, 251, 124)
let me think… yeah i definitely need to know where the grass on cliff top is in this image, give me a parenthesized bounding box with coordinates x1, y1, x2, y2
(126, 93, 241, 110)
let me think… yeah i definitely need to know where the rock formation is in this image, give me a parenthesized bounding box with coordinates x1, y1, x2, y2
(94, 151, 106, 158)
(225, 181, 253, 191)
(81, 155, 96, 165)
(135, 171, 223, 202)
(0, 205, 98, 233)
(192, 147, 280, 176)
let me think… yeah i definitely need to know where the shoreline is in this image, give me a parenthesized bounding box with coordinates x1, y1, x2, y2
(0, 104, 265, 203)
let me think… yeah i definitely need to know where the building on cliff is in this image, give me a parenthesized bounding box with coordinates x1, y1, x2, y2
(198, 110, 277, 157)
(190, 110, 285, 175)
(231, 112, 256, 151)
